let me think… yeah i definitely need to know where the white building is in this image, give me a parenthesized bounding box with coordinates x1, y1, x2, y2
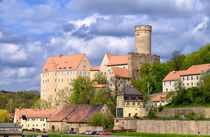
(162, 63, 210, 92)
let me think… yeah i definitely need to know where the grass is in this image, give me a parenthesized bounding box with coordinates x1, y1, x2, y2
(111, 132, 210, 137)
(25, 133, 210, 137)
(163, 103, 210, 108)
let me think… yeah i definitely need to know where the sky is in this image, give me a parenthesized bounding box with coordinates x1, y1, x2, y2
(0, 0, 210, 92)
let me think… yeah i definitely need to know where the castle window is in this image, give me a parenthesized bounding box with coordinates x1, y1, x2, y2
(133, 102, 135, 105)
(187, 77, 189, 80)
(187, 83, 189, 86)
(191, 76, 193, 80)
(55, 79, 57, 82)
(183, 77, 184, 81)
(166, 88, 168, 92)
(127, 102, 129, 105)
(197, 76, 199, 80)
(62, 79, 63, 82)
(191, 83, 193, 86)
(170, 81, 171, 85)
(55, 89, 56, 92)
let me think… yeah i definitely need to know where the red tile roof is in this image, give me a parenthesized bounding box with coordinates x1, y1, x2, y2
(107, 55, 128, 66)
(15, 108, 57, 123)
(90, 66, 100, 71)
(49, 104, 104, 123)
(112, 67, 131, 78)
(163, 63, 210, 81)
(181, 63, 210, 76)
(106, 54, 119, 60)
(162, 70, 187, 81)
(41, 54, 85, 72)
(152, 94, 167, 102)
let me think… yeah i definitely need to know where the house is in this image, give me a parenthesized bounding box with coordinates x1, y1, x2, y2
(41, 53, 92, 105)
(47, 104, 111, 132)
(162, 64, 210, 92)
(151, 93, 168, 107)
(0, 123, 22, 137)
(116, 87, 147, 118)
(14, 108, 57, 131)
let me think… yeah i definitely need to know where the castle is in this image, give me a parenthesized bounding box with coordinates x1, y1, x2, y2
(41, 25, 160, 105)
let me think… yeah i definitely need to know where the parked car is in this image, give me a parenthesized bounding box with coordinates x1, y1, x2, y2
(82, 130, 92, 135)
(66, 130, 76, 134)
(101, 131, 110, 135)
(95, 131, 103, 135)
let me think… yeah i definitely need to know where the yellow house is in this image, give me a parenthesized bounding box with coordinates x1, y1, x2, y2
(41, 53, 92, 106)
(14, 108, 57, 131)
(116, 87, 147, 118)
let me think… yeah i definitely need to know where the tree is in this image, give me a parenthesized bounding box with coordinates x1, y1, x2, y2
(89, 113, 113, 129)
(93, 73, 107, 84)
(70, 77, 95, 104)
(133, 63, 169, 96)
(55, 87, 72, 107)
(167, 51, 186, 71)
(32, 99, 52, 109)
(0, 109, 10, 123)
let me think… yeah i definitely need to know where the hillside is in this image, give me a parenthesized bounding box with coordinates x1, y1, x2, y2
(0, 90, 40, 113)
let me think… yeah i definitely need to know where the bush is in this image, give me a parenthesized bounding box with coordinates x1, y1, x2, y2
(147, 109, 157, 119)
(90, 113, 113, 129)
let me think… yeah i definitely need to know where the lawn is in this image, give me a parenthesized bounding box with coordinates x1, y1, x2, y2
(25, 132, 210, 137)
(111, 132, 210, 137)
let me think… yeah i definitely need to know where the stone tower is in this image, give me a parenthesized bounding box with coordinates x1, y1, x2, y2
(128, 25, 160, 80)
(135, 25, 152, 55)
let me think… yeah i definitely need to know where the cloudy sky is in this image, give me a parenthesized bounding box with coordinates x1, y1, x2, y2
(0, 0, 210, 91)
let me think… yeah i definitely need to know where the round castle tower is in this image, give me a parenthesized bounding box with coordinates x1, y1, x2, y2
(135, 25, 152, 55)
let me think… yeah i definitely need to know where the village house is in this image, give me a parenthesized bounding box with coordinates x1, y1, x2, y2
(162, 63, 210, 92)
(0, 123, 22, 137)
(14, 108, 57, 131)
(47, 104, 111, 132)
(116, 87, 147, 118)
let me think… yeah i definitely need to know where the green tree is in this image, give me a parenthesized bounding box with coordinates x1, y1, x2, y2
(90, 113, 113, 129)
(93, 73, 107, 84)
(0, 109, 10, 123)
(32, 99, 52, 109)
(167, 51, 186, 71)
(133, 62, 169, 97)
(70, 77, 94, 104)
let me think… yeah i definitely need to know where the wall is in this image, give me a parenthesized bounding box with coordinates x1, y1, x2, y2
(156, 107, 210, 118)
(128, 52, 160, 80)
(137, 120, 210, 135)
(79, 126, 103, 133)
(113, 118, 137, 130)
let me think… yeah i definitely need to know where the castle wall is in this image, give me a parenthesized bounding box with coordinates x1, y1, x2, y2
(128, 52, 160, 80)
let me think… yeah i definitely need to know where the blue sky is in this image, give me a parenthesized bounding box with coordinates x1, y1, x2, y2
(0, 0, 210, 91)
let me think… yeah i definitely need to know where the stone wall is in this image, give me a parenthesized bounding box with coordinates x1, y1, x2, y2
(137, 120, 210, 135)
(79, 126, 103, 133)
(156, 107, 210, 118)
(113, 118, 137, 130)
(128, 52, 160, 80)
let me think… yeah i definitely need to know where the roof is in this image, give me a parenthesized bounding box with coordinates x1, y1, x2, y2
(90, 66, 100, 71)
(180, 63, 210, 76)
(107, 55, 128, 66)
(162, 63, 210, 81)
(41, 54, 85, 72)
(49, 104, 104, 123)
(15, 108, 57, 123)
(93, 84, 107, 88)
(119, 87, 142, 95)
(0, 123, 21, 128)
(112, 67, 131, 78)
(152, 94, 167, 102)
(162, 70, 186, 81)
(0, 130, 22, 135)
(106, 54, 119, 60)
